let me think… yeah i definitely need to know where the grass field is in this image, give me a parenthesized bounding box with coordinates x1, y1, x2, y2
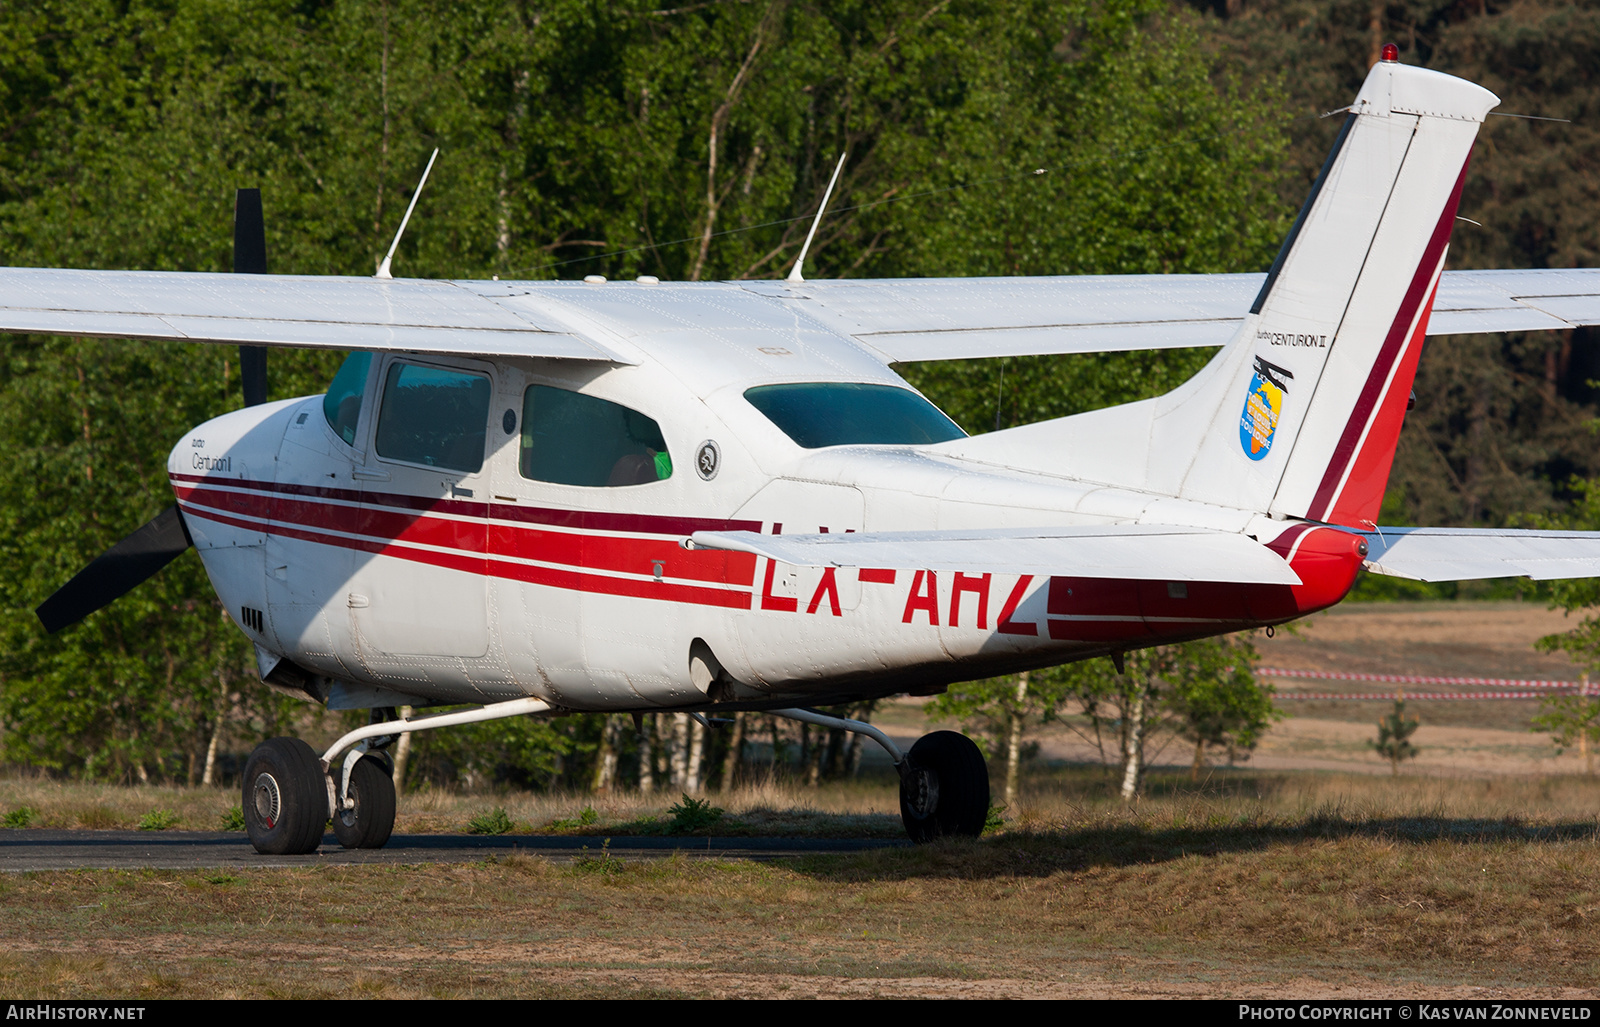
(3, 767, 1599, 998)
(3, 599, 1597, 998)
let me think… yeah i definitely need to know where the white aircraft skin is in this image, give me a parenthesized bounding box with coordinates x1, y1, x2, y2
(15, 58, 1600, 851)
(174, 328, 1356, 715)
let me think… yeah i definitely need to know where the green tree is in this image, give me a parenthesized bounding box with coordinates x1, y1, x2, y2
(927, 668, 1085, 807)
(1163, 634, 1277, 781)
(1370, 699, 1421, 776)
(0, 0, 1294, 781)
(1530, 690, 1600, 776)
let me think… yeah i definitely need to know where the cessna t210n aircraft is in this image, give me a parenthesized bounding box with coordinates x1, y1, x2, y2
(7, 56, 1600, 854)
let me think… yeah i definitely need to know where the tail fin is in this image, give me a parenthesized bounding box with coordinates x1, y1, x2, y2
(939, 61, 1498, 528)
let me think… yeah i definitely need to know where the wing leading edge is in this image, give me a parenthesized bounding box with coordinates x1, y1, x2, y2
(2, 266, 1595, 364)
(0, 268, 620, 362)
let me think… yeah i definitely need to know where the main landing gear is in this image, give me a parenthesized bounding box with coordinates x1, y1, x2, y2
(242, 737, 396, 855)
(896, 731, 990, 843)
(242, 696, 555, 855)
(242, 697, 990, 853)
(768, 709, 990, 844)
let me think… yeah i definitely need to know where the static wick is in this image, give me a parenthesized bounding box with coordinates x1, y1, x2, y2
(375, 147, 440, 280)
(787, 151, 847, 284)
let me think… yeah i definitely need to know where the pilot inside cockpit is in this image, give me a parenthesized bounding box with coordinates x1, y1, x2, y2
(520, 384, 672, 488)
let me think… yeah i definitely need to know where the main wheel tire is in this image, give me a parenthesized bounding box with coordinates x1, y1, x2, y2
(331, 755, 396, 850)
(243, 737, 327, 855)
(899, 730, 990, 843)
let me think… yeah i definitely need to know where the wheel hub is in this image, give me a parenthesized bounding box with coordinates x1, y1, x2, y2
(252, 772, 282, 830)
(905, 765, 939, 818)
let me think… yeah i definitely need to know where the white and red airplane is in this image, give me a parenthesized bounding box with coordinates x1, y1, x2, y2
(5, 56, 1600, 854)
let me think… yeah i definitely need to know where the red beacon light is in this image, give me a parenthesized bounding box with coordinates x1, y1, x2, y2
(1381, 43, 1399, 63)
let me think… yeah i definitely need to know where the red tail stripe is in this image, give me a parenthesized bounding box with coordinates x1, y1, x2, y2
(1306, 155, 1471, 522)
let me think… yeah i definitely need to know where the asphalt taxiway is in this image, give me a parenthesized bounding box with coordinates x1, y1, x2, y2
(0, 829, 904, 871)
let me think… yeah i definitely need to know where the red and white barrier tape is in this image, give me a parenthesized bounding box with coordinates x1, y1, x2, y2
(1259, 667, 1595, 700)
(1275, 691, 1573, 701)
(1258, 668, 1589, 691)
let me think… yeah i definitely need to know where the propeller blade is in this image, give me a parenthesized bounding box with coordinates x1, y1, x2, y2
(233, 187, 269, 407)
(35, 505, 193, 634)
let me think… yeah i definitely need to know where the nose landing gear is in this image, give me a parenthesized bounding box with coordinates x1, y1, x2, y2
(330, 753, 396, 850)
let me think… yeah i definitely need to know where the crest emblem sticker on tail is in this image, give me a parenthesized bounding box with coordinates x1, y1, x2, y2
(1239, 356, 1294, 461)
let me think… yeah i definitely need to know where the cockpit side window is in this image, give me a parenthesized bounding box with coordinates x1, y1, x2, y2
(520, 385, 672, 487)
(374, 362, 491, 473)
(322, 351, 373, 446)
(744, 382, 966, 448)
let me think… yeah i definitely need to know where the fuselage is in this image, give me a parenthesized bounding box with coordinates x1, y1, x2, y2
(169, 280, 1366, 714)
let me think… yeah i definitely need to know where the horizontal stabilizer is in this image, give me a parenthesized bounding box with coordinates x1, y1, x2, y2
(0, 268, 620, 362)
(690, 525, 1302, 585)
(1361, 526, 1600, 581)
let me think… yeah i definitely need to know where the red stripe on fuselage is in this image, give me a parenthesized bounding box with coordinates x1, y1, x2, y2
(173, 473, 759, 599)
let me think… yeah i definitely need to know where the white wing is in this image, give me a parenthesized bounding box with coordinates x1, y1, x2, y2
(690, 524, 1301, 585)
(0, 268, 620, 362)
(3, 265, 1597, 364)
(1362, 526, 1600, 581)
(742, 268, 1600, 362)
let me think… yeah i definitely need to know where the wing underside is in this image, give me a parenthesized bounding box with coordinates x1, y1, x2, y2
(690, 524, 1302, 585)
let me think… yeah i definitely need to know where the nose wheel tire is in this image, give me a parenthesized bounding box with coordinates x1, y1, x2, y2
(331, 755, 397, 850)
(899, 730, 990, 843)
(243, 737, 327, 855)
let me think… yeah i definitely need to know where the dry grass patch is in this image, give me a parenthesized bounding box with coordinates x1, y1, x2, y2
(2, 797, 1598, 998)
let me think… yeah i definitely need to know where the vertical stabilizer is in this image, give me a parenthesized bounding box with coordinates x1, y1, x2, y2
(937, 61, 1498, 528)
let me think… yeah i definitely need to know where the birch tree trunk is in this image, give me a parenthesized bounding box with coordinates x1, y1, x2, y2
(1120, 692, 1145, 801)
(593, 715, 621, 793)
(638, 715, 655, 795)
(1004, 672, 1029, 807)
(671, 713, 690, 792)
(390, 706, 413, 796)
(687, 717, 706, 794)
(720, 712, 745, 791)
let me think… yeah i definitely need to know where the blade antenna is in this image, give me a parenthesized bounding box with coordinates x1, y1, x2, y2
(375, 147, 440, 280)
(233, 188, 270, 407)
(786, 151, 847, 283)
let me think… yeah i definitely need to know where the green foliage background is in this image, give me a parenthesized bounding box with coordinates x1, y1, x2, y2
(0, 0, 1594, 787)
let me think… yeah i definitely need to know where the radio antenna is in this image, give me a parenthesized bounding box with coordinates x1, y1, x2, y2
(787, 151, 846, 283)
(375, 147, 440, 279)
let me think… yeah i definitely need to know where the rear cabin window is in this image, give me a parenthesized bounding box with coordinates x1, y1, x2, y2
(520, 385, 672, 487)
(322, 351, 372, 446)
(374, 362, 491, 473)
(744, 382, 966, 449)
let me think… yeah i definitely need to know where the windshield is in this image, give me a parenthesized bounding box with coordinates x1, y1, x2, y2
(744, 382, 966, 449)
